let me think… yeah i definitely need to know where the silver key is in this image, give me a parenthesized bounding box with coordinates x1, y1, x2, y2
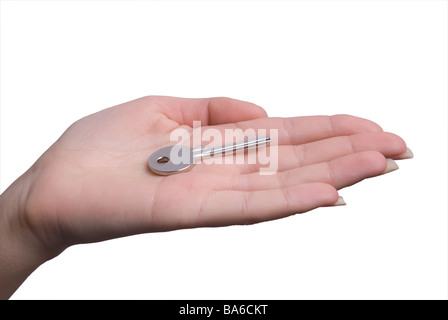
(148, 136, 270, 175)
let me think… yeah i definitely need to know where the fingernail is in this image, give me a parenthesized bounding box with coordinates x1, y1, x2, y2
(395, 147, 414, 160)
(332, 196, 346, 206)
(383, 159, 399, 174)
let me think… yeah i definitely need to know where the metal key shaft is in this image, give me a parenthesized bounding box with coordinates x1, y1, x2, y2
(194, 136, 270, 158)
(149, 136, 270, 175)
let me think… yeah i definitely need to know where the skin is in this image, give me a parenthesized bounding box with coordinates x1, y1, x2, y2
(0, 96, 409, 299)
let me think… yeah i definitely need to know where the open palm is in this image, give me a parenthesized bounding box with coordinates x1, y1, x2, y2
(23, 96, 408, 251)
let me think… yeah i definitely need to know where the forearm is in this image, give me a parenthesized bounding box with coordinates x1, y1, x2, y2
(0, 175, 49, 299)
(0, 229, 41, 299)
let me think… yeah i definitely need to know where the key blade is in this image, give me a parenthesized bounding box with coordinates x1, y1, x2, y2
(197, 136, 270, 158)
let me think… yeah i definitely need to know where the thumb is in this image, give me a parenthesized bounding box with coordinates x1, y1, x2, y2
(152, 96, 268, 127)
(206, 97, 268, 125)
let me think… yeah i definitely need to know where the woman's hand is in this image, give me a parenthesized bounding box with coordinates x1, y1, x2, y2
(0, 96, 411, 298)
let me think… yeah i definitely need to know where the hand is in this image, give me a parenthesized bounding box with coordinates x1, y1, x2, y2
(0, 96, 410, 298)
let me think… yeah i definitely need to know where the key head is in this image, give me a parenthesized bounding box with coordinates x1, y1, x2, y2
(148, 145, 194, 175)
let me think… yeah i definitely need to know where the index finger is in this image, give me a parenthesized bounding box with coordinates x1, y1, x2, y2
(208, 114, 383, 145)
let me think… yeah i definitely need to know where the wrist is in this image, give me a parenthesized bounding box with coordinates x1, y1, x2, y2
(0, 171, 59, 299)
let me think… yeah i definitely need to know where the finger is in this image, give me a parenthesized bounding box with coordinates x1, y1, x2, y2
(151, 96, 268, 126)
(233, 131, 406, 174)
(207, 114, 383, 146)
(237, 151, 389, 191)
(193, 183, 338, 227)
(274, 131, 406, 172)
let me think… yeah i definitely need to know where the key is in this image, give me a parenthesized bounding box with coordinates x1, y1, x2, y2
(148, 136, 270, 175)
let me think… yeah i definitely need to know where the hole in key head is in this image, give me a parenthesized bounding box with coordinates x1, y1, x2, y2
(157, 156, 170, 164)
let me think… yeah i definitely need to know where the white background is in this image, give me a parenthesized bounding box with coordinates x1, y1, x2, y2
(1, 0, 447, 299)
